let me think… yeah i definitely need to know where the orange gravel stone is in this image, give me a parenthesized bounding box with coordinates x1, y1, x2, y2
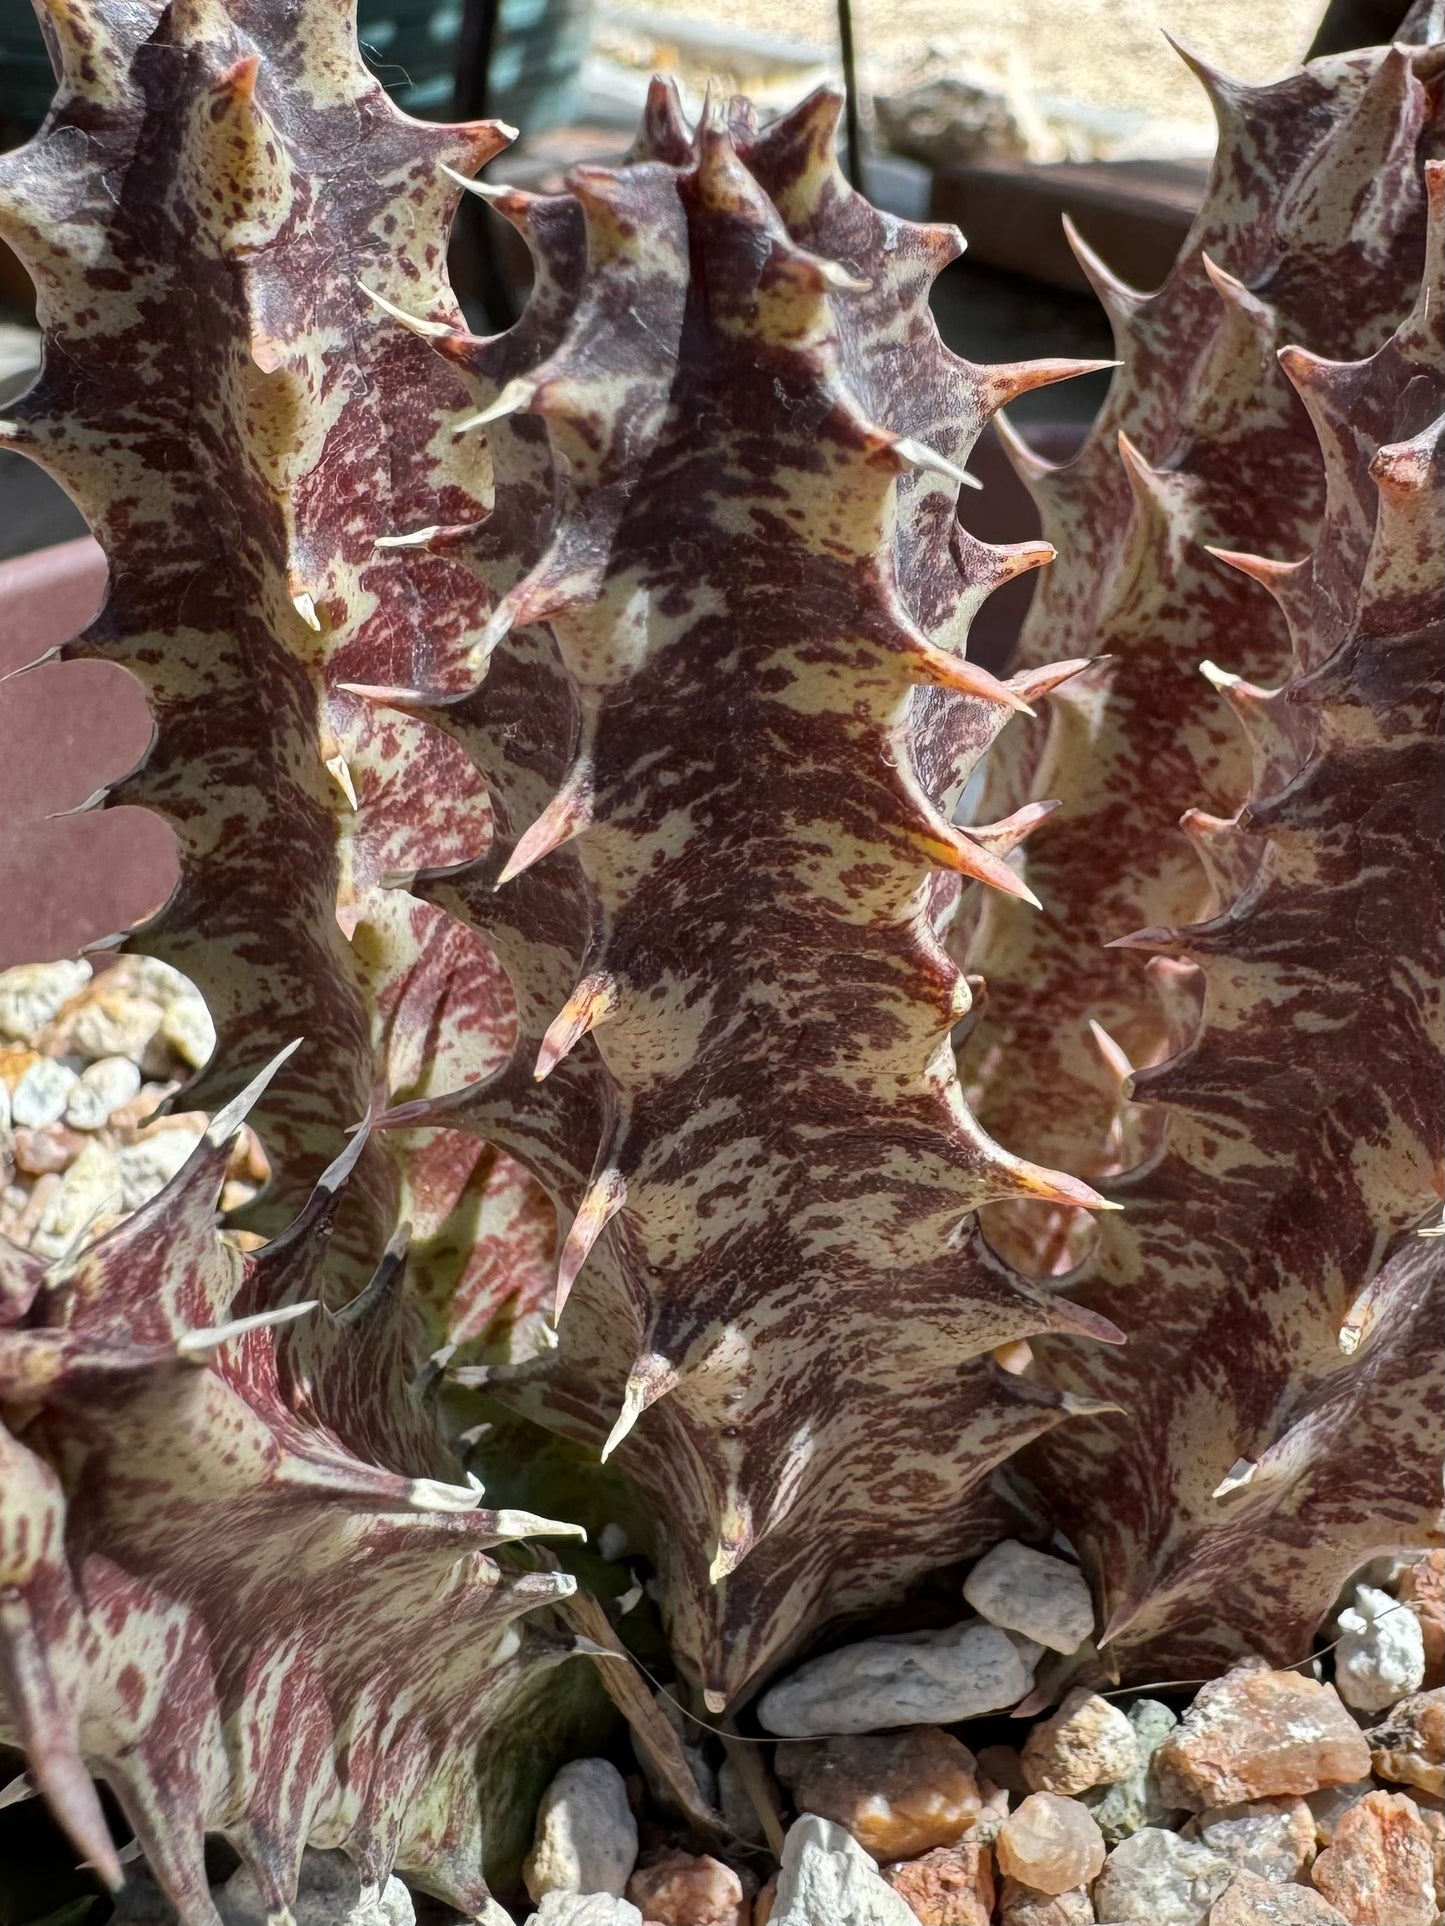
(1310, 1789, 1436, 1926)
(995, 1792, 1106, 1895)
(773, 1726, 982, 1861)
(1153, 1668, 1371, 1810)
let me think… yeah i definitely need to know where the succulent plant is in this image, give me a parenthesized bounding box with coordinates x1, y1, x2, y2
(0, 0, 1441, 1912)
(0, 0, 600, 1909)
(373, 80, 1140, 1716)
(0, 1064, 593, 1917)
(964, 16, 1444, 1252)
(963, 25, 1444, 1670)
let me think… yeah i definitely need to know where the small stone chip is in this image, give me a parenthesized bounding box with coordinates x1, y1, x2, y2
(962, 1540, 1095, 1655)
(881, 1841, 994, 1925)
(11, 1057, 79, 1129)
(1092, 1826, 1234, 1925)
(998, 1875, 1094, 1924)
(773, 1726, 983, 1861)
(995, 1793, 1105, 1896)
(1023, 1687, 1139, 1795)
(1334, 1583, 1426, 1712)
(1208, 1868, 1348, 1924)
(624, 1850, 748, 1925)
(1185, 1796, 1316, 1882)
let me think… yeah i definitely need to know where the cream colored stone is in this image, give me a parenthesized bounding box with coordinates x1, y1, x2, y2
(116, 1126, 204, 1210)
(962, 1540, 1095, 1655)
(0, 961, 90, 1040)
(758, 1621, 1041, 1736)
(1207, 1869, 1346, 1924)
(999, 1875, 1094, 1923)
(1092, 1827, 1233, 1925)
(1334, 1583, 1426, 1712)
(159, 992, 216, 1069)
(29, 1141, 123, 1259)
(767, 1815, 919, 1926)
(1023, 1689, 1138, 1796)
(523, 1758, 638, 1902)
(65, 1055, 141, 1130)
(11, 1057, 79, 1128)
(525, 1900, 642, 1926)
(995, 1793, 1105, 1896)
(66, 986, 165, 1062)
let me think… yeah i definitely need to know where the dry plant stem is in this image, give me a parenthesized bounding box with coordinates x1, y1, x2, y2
(559, 1590, 727, 1842)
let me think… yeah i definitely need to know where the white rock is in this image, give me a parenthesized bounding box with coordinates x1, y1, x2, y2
(0, 1078, 10, 1135)
(0, 960, 90, 1040)
(11, 1058, 80, 1128)
(122, 957, 195, 1006)
(160, 992, 216, 1068)
(599, 1522, 629, 1561)
(523, 1757, 638, 1901)
(768, 1813, 920, 1925)
(218, 1850, 414, 1926)
(1333, 1582, 1426, 1711)
(66, 1055, 143, 1130)
(69, 989, 165, 1061)
(29, 1141, 123, 1258)
(756, 1620, 1041, 1736)
(963, 1539, 1096, 1655)
(116, 1126, 203, 1210)
(1091, 1826, 1234, 1925)
(524, 1898, 643, 1926)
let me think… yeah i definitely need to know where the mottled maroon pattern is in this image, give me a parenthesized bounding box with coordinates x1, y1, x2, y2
(0, 0, 593, 1907)
(0, 1089, 588, 1920)
(964, 25, 1443, 1271)
(373, 87, 1122, 1705)
(2, 0, 1438, 1898)
(1016, 161, 1445, 1677)
(0, 0, 544, 1277)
